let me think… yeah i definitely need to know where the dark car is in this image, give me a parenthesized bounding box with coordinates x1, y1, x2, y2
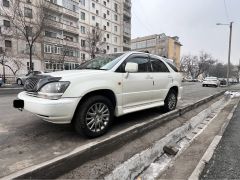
(220, 79, 227, 86)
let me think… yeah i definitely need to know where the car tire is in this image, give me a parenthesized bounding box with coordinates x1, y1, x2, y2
(17, 79, 22, 85)
(73, 95, 114, 138)
(202, 84, 205, 87)
(163, 89, 177, 112)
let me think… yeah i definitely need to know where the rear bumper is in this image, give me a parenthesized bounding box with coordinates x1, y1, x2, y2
(16, 92, 81, 124)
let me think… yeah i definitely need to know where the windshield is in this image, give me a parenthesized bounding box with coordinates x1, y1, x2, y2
(78, 53, 125, 70)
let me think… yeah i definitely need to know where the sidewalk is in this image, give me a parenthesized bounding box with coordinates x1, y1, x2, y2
(157, 98, 239, 179)
(201, 100, 240, 179)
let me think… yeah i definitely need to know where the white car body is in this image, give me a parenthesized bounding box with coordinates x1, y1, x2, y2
(16, 52, 183, 124)
(202, 77, 220, 87)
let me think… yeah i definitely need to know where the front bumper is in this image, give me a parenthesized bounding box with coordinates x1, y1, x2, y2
(16, 92, 81, 124)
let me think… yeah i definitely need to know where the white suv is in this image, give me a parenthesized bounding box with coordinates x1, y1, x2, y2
(13, 52, 183, 137)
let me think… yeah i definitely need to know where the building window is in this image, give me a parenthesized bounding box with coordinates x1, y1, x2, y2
(104, 38, 106, 42)
(96, 22, 99, 27)
(96, 10, 99, 15)
(92, 16, 95, 20)
(107, 34, 109, 38)
(5, 40, 12, 47)
(24, 7, 33, 18)
(107, 22, 110, 26)
(107, 10, 110, 15)
(81, 39, 86, 47)
(103, 1, 106, 6)
(3, 20, 10, 27)
(81, 12, 85, 20)
(92, 3, 95, 8)
(114, 37, 117, 43)
(114, 48, 117, 52)
(81, 53, 85, 61)
(114, 26, 117, 32)
(25, 26, 33, 36)
(103, 25, 106, 30)
(80, 0, 85, 6)
(3, 0, 10, 7)
(114, 14, 118, 21)
(103, 13, 106, 19)
(107, 45, 109, 50)
(80, 26, 86, 34)
(114, 3, 118, 12)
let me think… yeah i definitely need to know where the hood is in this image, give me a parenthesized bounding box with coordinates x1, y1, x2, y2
(46, 70, 108, 79)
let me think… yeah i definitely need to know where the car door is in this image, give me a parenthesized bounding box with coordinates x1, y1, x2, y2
(150, 56, 172, 102)
(120, 54, 154, 109)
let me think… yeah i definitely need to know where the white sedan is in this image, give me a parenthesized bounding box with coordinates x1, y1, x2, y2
(202, 77, 220, 87)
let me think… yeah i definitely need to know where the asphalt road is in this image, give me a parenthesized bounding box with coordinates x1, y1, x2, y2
(201, 100, 240, 179)
(0, 82, 235, 177)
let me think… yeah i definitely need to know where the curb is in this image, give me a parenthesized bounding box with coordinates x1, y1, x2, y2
(188, 99, 239, 180)
(2, 91, 225, 179)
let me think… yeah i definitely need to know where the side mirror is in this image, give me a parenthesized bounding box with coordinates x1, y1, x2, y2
(125, 62, 138, 73)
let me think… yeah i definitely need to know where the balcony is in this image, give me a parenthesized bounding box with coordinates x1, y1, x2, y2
(62, 8, 79, 19)
(62, 24, 79, 35)
(44, 1, 79, 19)
(44, 36, 62, 44)
(124, 0, 132, 8)
(65, 40, 79, 48)
(123, 9, 131, 18)
(45, 19, 63, 30)
(45, 19, 79, 35)
(44, 1, 62, 13)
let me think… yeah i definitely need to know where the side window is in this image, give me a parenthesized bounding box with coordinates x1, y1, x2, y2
(150, 58, 170, 72)
(117, 54, 150, 73)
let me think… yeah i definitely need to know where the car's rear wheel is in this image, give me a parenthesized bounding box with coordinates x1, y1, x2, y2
(73, 95, 114, 138)
(164, 90, 177, 112)
(17, 79, 22, 85)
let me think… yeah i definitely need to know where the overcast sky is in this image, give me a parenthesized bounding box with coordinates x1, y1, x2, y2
(131, 0, 240, 65)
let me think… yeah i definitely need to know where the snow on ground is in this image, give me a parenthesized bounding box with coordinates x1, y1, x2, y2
(224, 91, 240, 98)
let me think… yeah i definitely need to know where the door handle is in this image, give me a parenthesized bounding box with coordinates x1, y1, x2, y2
(168, 75, 173, 78)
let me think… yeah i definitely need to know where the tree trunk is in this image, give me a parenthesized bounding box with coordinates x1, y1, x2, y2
(29, 45, 33, 72)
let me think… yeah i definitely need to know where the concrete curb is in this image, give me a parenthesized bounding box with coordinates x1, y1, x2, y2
(188, 99, 239, 180)
(2, 91, 225, 179)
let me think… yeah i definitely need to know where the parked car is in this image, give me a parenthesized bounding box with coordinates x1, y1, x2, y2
(202, 77, 220, 87)
(16, 71, 43, 85)
(220, 79, 227, 86)
(13, 52, 183, 137)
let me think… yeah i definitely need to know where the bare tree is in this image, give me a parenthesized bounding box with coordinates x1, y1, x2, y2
(0, 50, 24, 80)
(1, 0, 47, 72)
(180, 52, 216, 79)
(84, 26, 106, 59)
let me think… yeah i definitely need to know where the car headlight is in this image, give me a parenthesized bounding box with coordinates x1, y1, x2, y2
(38, 81, 70, 100)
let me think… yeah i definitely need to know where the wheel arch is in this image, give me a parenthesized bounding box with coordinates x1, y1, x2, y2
(72, 89, 117, 122)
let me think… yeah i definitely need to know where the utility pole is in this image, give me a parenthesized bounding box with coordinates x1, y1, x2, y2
(216, 22, 234, 87)
(227, 22, 233, 86)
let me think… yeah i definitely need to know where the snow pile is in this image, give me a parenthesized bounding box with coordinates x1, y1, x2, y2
(224, 91, 240, 99)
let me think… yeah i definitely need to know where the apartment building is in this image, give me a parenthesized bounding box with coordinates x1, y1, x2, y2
(131, 34, 182, 69)
(0, 0, 131, 77)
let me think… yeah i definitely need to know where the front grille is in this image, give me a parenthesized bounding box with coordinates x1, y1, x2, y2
(24, 77, 39, 92)
(26, 91, 38, 97)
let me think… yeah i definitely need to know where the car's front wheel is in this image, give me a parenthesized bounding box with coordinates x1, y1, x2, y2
(73, 95, 114, 138)
(164, 90, 177, 112)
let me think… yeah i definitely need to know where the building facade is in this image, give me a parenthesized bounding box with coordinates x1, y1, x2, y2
(131, 34, 182, 68)
(0, 0, 131, 78)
